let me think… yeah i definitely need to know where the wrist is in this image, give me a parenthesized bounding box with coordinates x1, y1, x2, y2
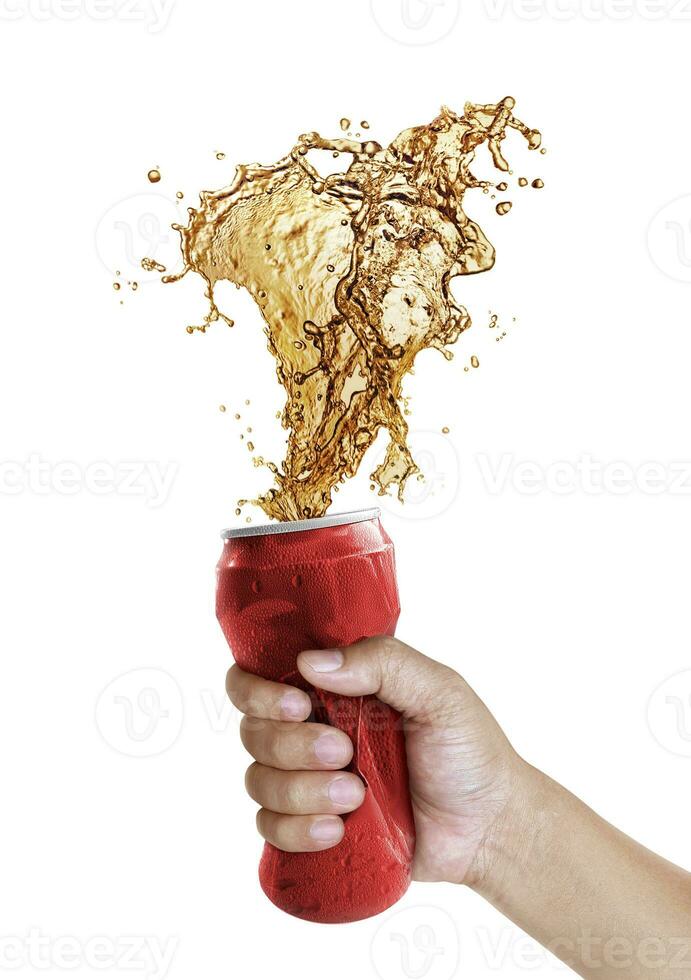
(466, 758, 552, 900)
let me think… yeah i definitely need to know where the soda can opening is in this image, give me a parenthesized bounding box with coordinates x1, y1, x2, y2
(220, 507, 381, 539)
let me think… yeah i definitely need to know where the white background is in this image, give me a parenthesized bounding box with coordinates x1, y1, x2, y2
(2, 0, 691, 977)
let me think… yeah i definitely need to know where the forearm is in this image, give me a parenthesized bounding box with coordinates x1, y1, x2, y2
(471, 762, 691, 979)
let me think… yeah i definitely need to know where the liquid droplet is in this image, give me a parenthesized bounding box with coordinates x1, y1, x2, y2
(141, 257, 166, 273)
(471, 355, 480, 368)
(531, 178, 544, 189)
(496, 202, 512, 215)
(147, 169, 161, 184)
(340, 117, 350, 131)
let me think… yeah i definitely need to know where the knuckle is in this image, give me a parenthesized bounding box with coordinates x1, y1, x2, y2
(267, 723, 301, 767)
(255, 808, 269, 838)
(281, 776, 304, 813)
(225, 665, 243, 704)
(239, 714, 267, 751)
(244, 762, 260, 800)
(377, 633, 402, 660)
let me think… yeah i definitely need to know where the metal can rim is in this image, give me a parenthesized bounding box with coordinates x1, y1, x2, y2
(220, 507, 381, 540)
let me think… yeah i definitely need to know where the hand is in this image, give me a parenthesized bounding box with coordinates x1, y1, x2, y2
(226, 635, 524, 885)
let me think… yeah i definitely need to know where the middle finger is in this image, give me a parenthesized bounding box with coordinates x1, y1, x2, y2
(240, 717, 353, 771)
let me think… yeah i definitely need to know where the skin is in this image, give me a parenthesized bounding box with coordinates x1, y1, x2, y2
(227, 636, 691, 978)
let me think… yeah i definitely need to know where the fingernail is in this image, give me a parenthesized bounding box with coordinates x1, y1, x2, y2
(281, 691, 309, 720)
(309, 817, 342, 842)
(314, 733, 347, 764)
(328, 776, 364, 807)
(302, 649, 344, 672)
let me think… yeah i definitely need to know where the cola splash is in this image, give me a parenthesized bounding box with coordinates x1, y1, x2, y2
(162, 97, 542, 520)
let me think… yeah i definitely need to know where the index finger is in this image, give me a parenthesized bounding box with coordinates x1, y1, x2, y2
(226, 664, 312, 722)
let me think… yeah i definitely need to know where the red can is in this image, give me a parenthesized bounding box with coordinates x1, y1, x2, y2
(216, 508, 415, 923)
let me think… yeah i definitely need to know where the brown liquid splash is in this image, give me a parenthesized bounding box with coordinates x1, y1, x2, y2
(163, 97, 542, 520)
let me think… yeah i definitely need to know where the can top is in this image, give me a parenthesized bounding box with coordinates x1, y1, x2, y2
(221, 507, 381, 540)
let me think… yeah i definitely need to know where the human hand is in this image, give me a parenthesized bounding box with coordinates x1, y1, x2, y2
(226, 635, 524, 885)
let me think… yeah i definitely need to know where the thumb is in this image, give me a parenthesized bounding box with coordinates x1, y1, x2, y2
(297, 635, 466, 724)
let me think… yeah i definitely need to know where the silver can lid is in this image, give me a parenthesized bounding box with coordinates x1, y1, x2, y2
(221, 507, 381, 539)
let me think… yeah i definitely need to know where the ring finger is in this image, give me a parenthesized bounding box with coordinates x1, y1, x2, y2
(245, 762, 366, 815)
